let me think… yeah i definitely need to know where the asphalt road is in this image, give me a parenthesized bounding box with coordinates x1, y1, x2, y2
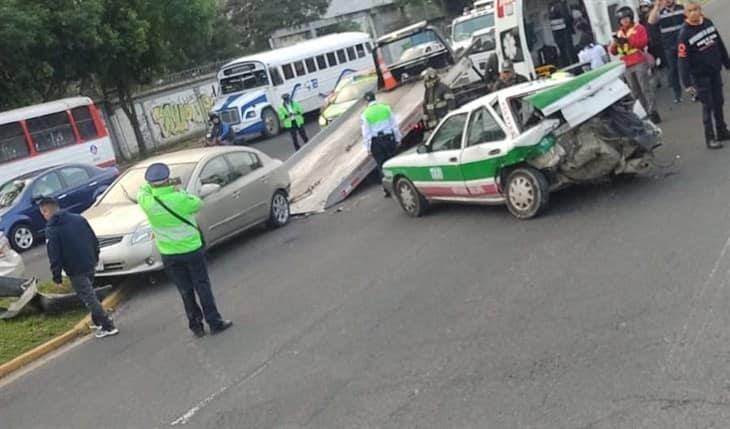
(19, 119, 320, 281)
(5, 4, 730, 427)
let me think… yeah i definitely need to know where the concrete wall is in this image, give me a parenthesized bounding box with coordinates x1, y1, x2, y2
(105, 77, 218, 160)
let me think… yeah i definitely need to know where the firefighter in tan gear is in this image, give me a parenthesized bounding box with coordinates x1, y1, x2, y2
(421, 68, 456, 130)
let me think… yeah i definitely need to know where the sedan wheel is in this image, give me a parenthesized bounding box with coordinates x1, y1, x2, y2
(505, 166, 550, 219)
(10, 224, 35, 252)
(395, 177, 427, 217)
(268, 190, 290, 228)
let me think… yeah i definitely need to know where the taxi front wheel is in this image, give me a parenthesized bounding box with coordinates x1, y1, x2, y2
(395, 177, 427, 218)
(505, 166, 549, 220)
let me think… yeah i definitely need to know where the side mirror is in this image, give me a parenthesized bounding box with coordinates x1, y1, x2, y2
(93, 186, 108, 202)
(199, 183, 221, 199)
(416, 144, 429, 154)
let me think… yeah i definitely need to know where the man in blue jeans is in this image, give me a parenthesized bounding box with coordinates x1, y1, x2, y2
(137, 163, 232, 337)
(40, 197, 118, 339)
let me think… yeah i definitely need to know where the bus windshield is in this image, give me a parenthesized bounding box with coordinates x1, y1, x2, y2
(453, 14, 495, 42)
(100, 163, 196, 205)
(380, 30, 446, 68)
(220, 70, 270, 95)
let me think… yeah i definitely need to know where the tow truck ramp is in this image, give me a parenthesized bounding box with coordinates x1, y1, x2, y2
(285, 82, 424, 215)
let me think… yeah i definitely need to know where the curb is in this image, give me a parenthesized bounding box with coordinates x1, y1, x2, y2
(0, 285, 130, 380)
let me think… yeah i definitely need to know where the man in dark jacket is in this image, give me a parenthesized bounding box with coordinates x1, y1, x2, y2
(421, 68, 456, 130)
(677, 1, 730, 149)
(491, 60, 529, 92)
(40, 197, 118, 338)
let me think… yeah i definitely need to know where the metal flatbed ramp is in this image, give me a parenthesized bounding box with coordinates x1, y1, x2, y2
(286, 82, 424, 215)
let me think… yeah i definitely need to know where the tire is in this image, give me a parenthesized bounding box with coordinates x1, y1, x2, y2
(262, 108, 280, 138)
(395, 177, 428, 218)
(9, 223, 35, 252)
(267, 190, 290, 228)
(504, 166, 550, 220)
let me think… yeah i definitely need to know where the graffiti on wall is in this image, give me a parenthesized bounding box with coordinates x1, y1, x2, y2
(149, 92, 216, 139)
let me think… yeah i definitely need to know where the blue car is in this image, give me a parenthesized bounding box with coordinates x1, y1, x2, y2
(0, 164, 119, 252)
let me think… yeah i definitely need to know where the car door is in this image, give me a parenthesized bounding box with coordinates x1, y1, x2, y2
(194, 155, 237, 243)
(460, 105, 510, 197)
(57, 166, 93, 213)
(414, 113, 469, 198)
(28, 172, 65, 233)
(224, 150, 271, 227)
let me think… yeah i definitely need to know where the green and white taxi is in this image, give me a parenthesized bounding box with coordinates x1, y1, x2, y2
(383, 62, 661, 219)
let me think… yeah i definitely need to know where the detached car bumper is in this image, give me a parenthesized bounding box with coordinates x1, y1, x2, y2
(96, 235, 163, 277)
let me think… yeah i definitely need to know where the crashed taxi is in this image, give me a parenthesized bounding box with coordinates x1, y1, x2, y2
(383, 62, 662, 219)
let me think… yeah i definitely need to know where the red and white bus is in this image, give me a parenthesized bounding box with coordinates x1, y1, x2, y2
(0, 97, 117, 185)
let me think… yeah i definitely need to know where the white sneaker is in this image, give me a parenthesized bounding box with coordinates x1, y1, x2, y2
(95, 328, 119, 338)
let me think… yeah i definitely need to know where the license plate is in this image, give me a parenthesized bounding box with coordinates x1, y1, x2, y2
(96, 259, 104, 272)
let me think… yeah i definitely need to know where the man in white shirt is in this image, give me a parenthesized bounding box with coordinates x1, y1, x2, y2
(578, 36, 609, 71)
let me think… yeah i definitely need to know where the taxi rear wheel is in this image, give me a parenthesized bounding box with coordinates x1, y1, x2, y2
(505, 166, 549, 220)
(395, 177, 427, 218)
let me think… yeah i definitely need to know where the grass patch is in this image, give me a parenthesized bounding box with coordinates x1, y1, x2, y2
(0, 310, 85, 365)
(0, 297, 18, 309)
(37, 278, 74, 295)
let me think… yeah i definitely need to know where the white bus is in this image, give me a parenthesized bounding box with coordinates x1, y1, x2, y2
(212, 32, 374, 141)
(0, 97, 116, 185)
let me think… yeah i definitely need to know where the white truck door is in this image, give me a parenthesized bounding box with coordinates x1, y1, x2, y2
(495, 0, 536, 79)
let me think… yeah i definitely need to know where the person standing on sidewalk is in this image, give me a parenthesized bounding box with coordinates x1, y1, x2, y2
(677, 1, 730, 149)
(361, 91, 401, 198)
(39, 197, 118, 339)
(610, 6, 662, 124)
(649, 0, 685, 103)
(278, 94, 309, 151)
(137, 163, 232, 337)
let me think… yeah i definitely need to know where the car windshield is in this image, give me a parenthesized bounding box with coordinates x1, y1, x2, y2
(99, 163, 197, 205)
(453, 14, 495, 42)
(334, 78, 377, 104)
(0, 179, 28, 208)
(380, 30, 445, 68)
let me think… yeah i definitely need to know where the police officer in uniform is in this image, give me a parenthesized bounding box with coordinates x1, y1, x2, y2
(278, 94, 309, 151)
(490, 60, 529, 92)
(549, 0, 576, 68)
(678, 1, 730, 149)
(421, 68, 456, 130)
(138, 163, 232, 337)
(649, 0, 685, 103)
(361, 91, 402, 197)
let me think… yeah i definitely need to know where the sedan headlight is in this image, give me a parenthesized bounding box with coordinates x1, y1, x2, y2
(319, 115, 328, 127)
(131, 223, 154, 245)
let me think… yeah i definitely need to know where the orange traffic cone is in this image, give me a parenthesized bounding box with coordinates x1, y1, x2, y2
(377, 51, 398, 91)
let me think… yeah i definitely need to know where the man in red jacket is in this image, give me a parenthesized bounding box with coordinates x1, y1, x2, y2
(611, 6, 662, 124)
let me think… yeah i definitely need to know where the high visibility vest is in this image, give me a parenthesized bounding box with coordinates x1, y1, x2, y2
(277, 101, 305, 129)
(616, 25, 640, 57)
(364, 103, 393, 126)
(138, 184, 204, 255)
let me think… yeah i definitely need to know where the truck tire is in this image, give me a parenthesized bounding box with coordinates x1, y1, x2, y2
(395, 177, 428, 218)
(262, 108, 280, 138)
(505, 166, 550, 220)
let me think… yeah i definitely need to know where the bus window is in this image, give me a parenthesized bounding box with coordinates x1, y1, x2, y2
(71, 106, 99, 141)
(271, 68, 284, 86)
(347, 47, 356, 61)
(327, 52, 338, 67)
(220, 70, 270, 94)
(337, 49, 347, 63)
(356, 44, 366, 58)
(282, 64, 295, 80)
(366, 42, 373, 53)
(294, 61, 306, 77)
(305, 58, 317, 74)
(316, 55, 328, 69)
(27, 112, 76, 153)
(0, 123, 30, 163)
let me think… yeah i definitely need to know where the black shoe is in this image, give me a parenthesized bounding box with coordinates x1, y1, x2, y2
(383, 190, 391, 198)
(707, 139, 724, 149)
(649, 111, 662, 124)
(210, 320, 233, 335)
(192, 326, 206, 338)
(716, 129, 730, 142)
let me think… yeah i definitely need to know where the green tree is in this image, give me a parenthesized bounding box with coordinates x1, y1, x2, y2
(93, 0, 217, 156)
(227, 0, 331, 51)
